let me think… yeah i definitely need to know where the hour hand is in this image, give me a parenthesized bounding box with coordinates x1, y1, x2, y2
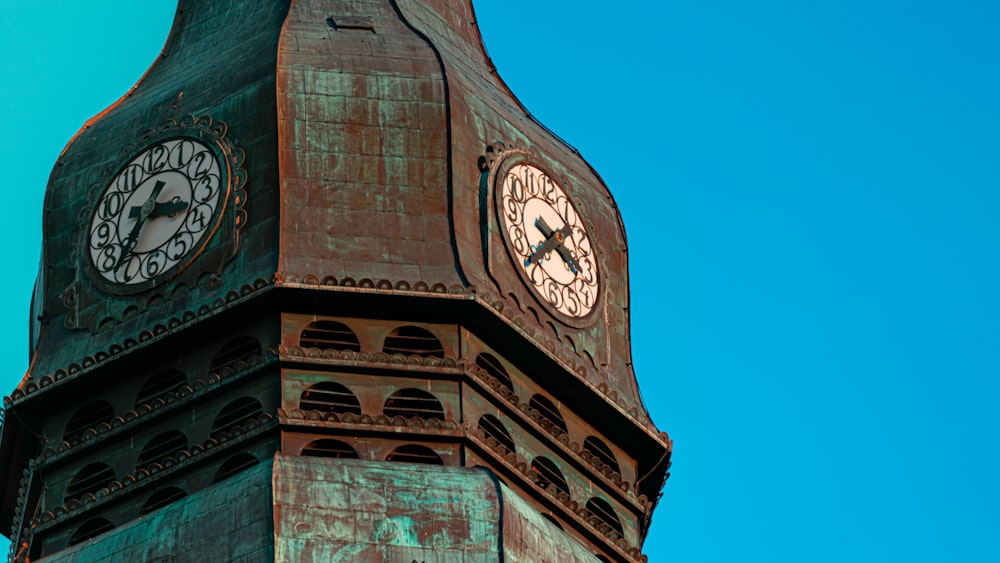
(129, 197, 189, 219)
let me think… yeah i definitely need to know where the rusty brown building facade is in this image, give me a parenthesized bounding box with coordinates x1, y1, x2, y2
(0, 1, 671, 561)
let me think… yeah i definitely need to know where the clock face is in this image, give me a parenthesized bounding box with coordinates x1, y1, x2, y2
(87, 137, 226, 291)
(497, 162, 600, 319)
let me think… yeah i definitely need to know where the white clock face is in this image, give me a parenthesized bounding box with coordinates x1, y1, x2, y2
(498, 162, 599, 318)
(88, 137, 225, 289)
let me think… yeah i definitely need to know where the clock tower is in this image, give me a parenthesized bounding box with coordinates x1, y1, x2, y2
(0, 1, 671, 561)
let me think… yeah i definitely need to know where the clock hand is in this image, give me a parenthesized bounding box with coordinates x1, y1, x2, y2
(116, 180, 167, 270)
(129, 198, 189, 219)
(525, 217, 579, 274)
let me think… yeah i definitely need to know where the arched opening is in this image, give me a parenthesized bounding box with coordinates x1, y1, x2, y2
(299, 382, 361, 415)
(541, 513, 563, 530)
(475, 353, 514, 394)
(382, 326, 443, 357)
(386, 445, 443, 465)
(530, 456, 569, 497)
(68, 518, 114, 546)
(299, 320, 361, 351)
(139, 486, 187, 516)
(383, 388, 445, 420)
(583, 436, 621, 475)
(63, 401, 115, 443)
(134, 369, 188, 408)
(586, 497, 625, 538)
(477, 415, 516, 454)
(136, 431, 188, 472)
(65, 463, 116, 503)
(209, 336, 262, 373)
(210, 397, 263, 439)
(528, 395, 568, 434)
(213, 453, 259, 484)
(301, 439, 360, 459)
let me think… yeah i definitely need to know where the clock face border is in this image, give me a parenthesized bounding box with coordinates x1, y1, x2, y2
(84, 135, 230, 295)
(80, 119, 243, 297)
(492, 152, 602, 326)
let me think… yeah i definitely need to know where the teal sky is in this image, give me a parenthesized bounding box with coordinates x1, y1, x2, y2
(2, 1, 999, 561)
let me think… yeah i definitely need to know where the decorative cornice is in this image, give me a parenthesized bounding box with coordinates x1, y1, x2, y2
(33, 350, 277, 467)
(5, 278, 272, 405)
(30, 413, 276, 533)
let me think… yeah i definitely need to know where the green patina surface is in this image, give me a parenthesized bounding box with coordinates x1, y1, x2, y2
(41, 459, 275, 562)
(273, 454, 600, 562)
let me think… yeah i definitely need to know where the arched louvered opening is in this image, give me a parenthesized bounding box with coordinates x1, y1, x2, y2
(583, 436, 621, 475)
(386, 444, 443, 465)
(68, 518, 114, 546)
(477, 415, 516, 454)
(382, 326, 443, 357)
(299, 320, 361, 351)
(299, 382, 361, 415)
(586, 497, 625, 538)
(301, 439, 360, 459)
(210, 397, 263, 439)
(64, 463, 116, 503)
(136, 431, 188, 472)
(209, 336, 262, 373)
(383, 388, 445, 420)
(530, 456, 569, 497)
(541, 513, 563, 530)
(63, 401, 115, 443)
(139, 486, 187, 516)
(528, 395, 568, 434)
(213, 453, 259, 484)
(475, 353, 514, 394)
(134, 369, 188, 408)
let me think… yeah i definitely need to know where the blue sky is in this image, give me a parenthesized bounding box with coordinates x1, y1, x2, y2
(2, 1, 999, 561)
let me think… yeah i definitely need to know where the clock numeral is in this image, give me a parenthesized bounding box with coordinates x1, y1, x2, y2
(144, 250, 167, 278)
(143, 143, 169, 173)
(90, 221, 116, 250)
(193, 174, 220, 204)
(118, 164, 145, 192)
(186, 204, 211, 232)
(98, 192, 123, 221)
(169, 139, 197, 169)
(190, 150, 214, 179)
(166, 233, 192, 261)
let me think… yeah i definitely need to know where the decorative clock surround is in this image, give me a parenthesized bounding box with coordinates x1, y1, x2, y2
(65, 115, 247, 329)
(488, 146, 601, 324)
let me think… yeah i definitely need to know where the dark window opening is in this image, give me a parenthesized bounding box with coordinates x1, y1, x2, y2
(382, 326, 444, 357)
(65, 463, 116, 503)
(68, 518, 114, 546)
(541, 513, 563, 530)
(301, 439, 360, 458)
(528, 395, 568, 434)
(299, 320, 361, 351)
(583, 436, 621, 475)
(586, 497, 625, 537)
(136, 431, 188, 472)
(209, 336, 262, 373)
(63, 401, 115, 443)
(475, 353, 514, 393)
(386, 444, 443, 465)
(530, 457, 569, 497)
(210, 397, 264, 439)
(299, 382, 362, 415)
(135, 369, 188, 408)
(139, 486, 187, 516)
(213, 453, 259, 483)
(383, 388, 445, 420)
(477, 414, 516, 454)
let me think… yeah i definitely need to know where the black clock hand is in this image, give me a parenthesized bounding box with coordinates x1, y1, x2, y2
(129, 198, 189, 219)
(116, 180, 167, 270)
(526, 217, 578, 274)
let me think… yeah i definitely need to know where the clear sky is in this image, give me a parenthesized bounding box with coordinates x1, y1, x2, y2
(2, 1, 999, 561)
